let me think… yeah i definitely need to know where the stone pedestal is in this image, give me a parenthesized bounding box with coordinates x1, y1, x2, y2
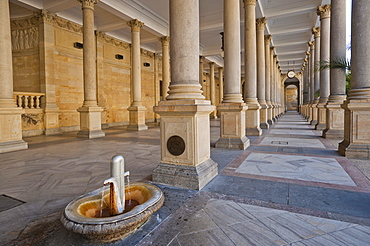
(153, 100, 218, 190)
(77, 106, 105, 138)
(245, 100, 262, 136)
(127, 106, 148, 131)
(323, 98, 345, 139)
(259, 103, 269, 129)
(44, 107, 62, 135)
(216, 103, 250, 150)
(310, 101, 319, 125)
(339, 98, 370, 158)
(0, 107, 28, 153)
(315, 102, 327, 130)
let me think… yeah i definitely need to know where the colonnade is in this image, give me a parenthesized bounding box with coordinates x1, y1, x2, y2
(0, 0, 369, 172)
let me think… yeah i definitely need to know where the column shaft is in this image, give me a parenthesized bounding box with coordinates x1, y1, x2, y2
(209, 62, 217, 118)
(218, 67, 224, 103)
(323, 0, 346, 139)
(160, 36, 170, 100)
(265, 36, 273, 125)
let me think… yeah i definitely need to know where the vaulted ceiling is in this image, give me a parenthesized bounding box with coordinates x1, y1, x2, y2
(9, 0, 331, 75)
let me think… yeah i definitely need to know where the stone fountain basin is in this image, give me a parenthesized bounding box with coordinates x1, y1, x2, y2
(61, 182, 164, 243)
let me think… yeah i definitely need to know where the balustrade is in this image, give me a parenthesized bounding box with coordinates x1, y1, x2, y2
(13, 92, 45, 109)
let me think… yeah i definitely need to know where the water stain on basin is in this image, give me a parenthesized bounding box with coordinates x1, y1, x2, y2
(61, 182, 164, 243)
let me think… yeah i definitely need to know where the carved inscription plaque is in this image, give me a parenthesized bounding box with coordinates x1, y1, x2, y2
(167, 135, 185, 156)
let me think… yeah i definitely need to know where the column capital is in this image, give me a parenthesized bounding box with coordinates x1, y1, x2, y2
(312, 27, 320, 38)
(270, 46, 275, 51)
(308, 41, 314, 49)
(159, 36, 170, 45)
(317, 5, 331, 20)
(264, 35, 272, 44)
(127, 19, 144, 32)
(256, 17, 267, 30)
(243, 0, 257, 7)
(199, 56, 205, 62)
(77, 0, 98, 9)
(306, 51, 310, 56)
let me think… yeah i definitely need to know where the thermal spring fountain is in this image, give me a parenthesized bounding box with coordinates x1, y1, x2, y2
(61, 155, 164, 243)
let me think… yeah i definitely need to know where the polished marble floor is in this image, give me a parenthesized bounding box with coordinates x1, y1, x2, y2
(1, 111, 370, 246)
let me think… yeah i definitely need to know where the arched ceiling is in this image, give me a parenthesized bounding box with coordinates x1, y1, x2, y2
(9, 0, 331, 75)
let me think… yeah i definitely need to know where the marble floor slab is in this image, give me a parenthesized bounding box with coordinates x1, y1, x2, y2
(260, 136, 326, 149)
(269, 129, 315, 136)
(235, 153, 357, 186)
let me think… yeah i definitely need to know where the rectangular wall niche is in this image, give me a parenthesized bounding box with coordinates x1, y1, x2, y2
(74, 42, 83, 49)
(115, 54, 124, 60)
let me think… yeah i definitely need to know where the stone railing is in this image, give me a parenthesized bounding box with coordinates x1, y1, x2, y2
(14, 92, 45, 109)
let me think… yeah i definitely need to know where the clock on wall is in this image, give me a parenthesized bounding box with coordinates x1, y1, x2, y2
(287, 70, 296, 78)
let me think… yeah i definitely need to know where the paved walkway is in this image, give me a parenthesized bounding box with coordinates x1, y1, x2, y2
(1, 111, 370, 245)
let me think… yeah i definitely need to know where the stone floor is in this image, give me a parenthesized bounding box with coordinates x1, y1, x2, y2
(1, 111, 370, 246)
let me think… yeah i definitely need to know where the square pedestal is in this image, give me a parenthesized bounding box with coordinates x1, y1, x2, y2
(44, 108, 62, 135)
(0, 108, 28, 153)
(215, 103, 250, 150)
(315, 103, 327, 130)
(339, 99, 370, 158)
(245, 104, 262, 136)
(153, 100, 218, 190)
(127, 105, 148, 131)
(77, 106, 105, 139)
(310, 105, 318, 125)
(259, 104, 269, 129)
(323, 102, 344, 139)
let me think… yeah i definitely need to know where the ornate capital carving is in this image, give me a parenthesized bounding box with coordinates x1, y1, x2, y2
(77, 0, 98, 9)
(317, 5, 331, 19)
(141, 49, 154, 58)
(127, 19, 144, 32)
(304, 58, 308, 63)
(243, 0, 257, 7)
(96, 31, 129, 49)
(270, 46, 275, 51)
(159, 36, 170, 45)
(308, 41, 314, 49)
(199, 56, 205, 63)
(264, 35, 272, 44)
(312, 27, 320, 38)
(306, 51, 310, 56)
(256, 17, 267, 29)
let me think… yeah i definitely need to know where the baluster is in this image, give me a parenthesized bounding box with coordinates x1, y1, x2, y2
(17, 95, 22, 108)
(35, 96, 41, 108)
(29, 95, 34, 108)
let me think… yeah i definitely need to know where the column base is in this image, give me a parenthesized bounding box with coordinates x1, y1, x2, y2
(153, 99, 218, 189)
(245, 101, 262, 136)
(0, 140, 28, 154)
(216, 136, 250, 150)
(152, 158, 218, 190)
(267, 119, 273, 125)
(339, 140, 370, 159)
(323, 129, 344, 139)
(0, 107, 28, 153)
(338, 97, 370, 159)
(315, 103, 327, 130)
(128, 105, 148, 131)
(322, 99, 345, 139)
(77, 106, 105, 139)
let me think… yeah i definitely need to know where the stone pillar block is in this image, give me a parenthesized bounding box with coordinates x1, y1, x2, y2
(0, 108, 28, 153)
(215, 103, 250, 150)
(77, 106, 105, 138)
(127, 106, 148, 131)
(323, 102, 344, 139)
(315, 103, 327, 130)
(246, 104, 262, 136)
(153, 100, 218, 190)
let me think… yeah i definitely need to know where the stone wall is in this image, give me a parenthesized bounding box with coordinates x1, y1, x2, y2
(11, 11, 162, 136)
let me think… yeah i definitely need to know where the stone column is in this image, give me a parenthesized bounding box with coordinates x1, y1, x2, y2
(0, 0, 28, 153)
(215, 0, 249, 150)
(273, 56, 279, 120)
(256, 18, 269, 129)
(127, 19, 148, 131)
(270, 47, 276, 122)
(316, 5, 331, 130)
(311, 29, 320, 125)
(159, 36, 170, 100)
(339, 0, 370, 158)
(243, 0, 261, 135)
(153, 0, 218, 190)
(218, 67, 224, 103)
(323, 1, 346, 139)
(77, 0, 105, 138)
(209, 62, 217, 118)
(199, 56, 205, 97)
(302, 58, 309, 118)
(265, 35, 273, 125)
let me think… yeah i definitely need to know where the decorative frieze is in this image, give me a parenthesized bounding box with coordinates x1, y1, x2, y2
(11, 27, 38, 50)
(96, 31, 129, 49)
(317, 5, 331, 19)
(141, 49, 154, 58)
